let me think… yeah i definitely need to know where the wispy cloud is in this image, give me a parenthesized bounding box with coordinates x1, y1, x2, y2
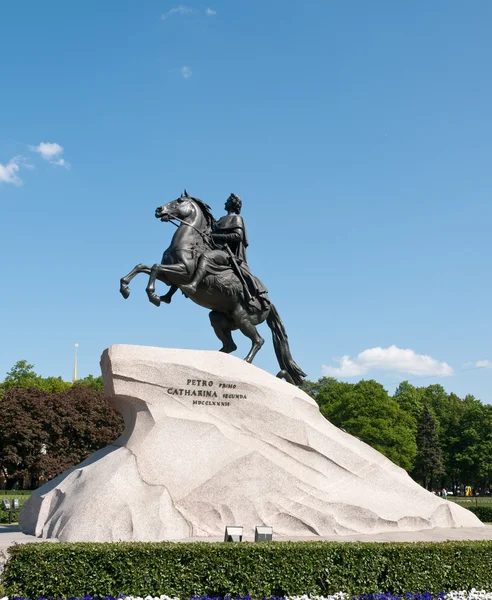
(322, 345, 454, 379)
(161, 6, 216, 20)
(0, 155, 23, 186)
(181, 65, 192, 79)
(476, 360, 492, 368)
(161, 5, 193, 20)
(29, 142, 70, 169)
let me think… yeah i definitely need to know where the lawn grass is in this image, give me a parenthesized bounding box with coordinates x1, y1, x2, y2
(449, 496, 492, 507)
(0, 493, 31, 507)
(0, 492, 31, 524)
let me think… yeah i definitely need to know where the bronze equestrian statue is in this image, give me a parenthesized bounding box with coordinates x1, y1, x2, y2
(119, 191, 306, 385)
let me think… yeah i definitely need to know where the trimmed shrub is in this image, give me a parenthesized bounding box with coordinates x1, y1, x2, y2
(0, 509, 19, 524)
(466, 505, 492, 522)
(4, 541, 492, 599)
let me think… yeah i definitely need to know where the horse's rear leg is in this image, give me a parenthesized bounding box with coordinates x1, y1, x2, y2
(120, 264, 152, 299)
(209, 311, 237, 353)
(232, 305, 264, 363)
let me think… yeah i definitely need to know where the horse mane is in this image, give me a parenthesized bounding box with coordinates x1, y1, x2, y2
(189, 197, 216, 229)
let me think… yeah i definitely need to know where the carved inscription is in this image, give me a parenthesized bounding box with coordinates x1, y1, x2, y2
(166, 378, 247, 406)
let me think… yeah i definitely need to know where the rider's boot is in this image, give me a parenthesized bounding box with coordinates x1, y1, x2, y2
(181, 265, 207, 296)
(160, 284, 178, 304)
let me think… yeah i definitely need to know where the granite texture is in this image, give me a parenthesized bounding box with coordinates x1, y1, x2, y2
(19, 344, 483, 542)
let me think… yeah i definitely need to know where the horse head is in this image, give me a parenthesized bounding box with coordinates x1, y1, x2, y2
(155, 190, 195, 223)
(155, 191, 216, 230)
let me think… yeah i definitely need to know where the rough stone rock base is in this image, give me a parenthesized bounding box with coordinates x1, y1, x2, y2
(19, 345, 483, 542)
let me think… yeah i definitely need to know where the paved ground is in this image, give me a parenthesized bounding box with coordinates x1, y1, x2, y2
(2, 524, 492, 553)
(175, 525, 492, 543)
(0, 525, 58, 555)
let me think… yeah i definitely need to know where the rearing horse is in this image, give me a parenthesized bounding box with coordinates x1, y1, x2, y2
(119, 192, 306, 385)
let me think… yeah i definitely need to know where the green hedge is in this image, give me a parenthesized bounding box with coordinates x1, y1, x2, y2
(466, 505, 492, 522)
(0, 509, 19, 524)
(4, 540, 492, 598)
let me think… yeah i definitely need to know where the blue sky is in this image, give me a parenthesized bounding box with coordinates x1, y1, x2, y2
(1, 1, 491, 401)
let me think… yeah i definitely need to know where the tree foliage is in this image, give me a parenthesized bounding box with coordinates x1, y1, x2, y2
(304, 378, 417, 471)
(2, 360, 41, 390)
(303, 375, 492, 492)
(0, 360, 123, 488)
(393, 381, 423, 427)
(414, 404, 444, 489)
(0, 360, 103, 395)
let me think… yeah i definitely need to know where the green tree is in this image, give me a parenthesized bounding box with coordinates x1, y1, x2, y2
(419, 384, 449, 421)
(304, 378, 417, 471)
(437, 392, 465, 491)
(1, 360, 72, 394)
(0, 360, 108, 395)
(74, 374, 105, 391)
(453, 395, 492, 491)
(2, 360, 41, 390)
(301, 377, 353, 412)
(393, 381, 423, 427)
(414, 404, 443, 490)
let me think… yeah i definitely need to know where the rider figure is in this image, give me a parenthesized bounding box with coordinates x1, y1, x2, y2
(182, 193, 268, 308)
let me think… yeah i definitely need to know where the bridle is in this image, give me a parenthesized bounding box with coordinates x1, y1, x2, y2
(162, 202, 216, 249)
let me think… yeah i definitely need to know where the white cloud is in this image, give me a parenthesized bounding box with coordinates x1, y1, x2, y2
(206, 8, 216, 15)
(29, 142, 70, 169)
(181, 65, 192, 79)
(0, 155, 23, 186)
(161, 5, 193, 19)
(323, 355, 367, 378)
(30, 142, 63, 160)
(476, 360, 492, 368)
(322, 345, 454, 378)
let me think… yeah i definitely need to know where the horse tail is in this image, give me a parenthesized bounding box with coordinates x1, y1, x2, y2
(266, 304, 307, 386)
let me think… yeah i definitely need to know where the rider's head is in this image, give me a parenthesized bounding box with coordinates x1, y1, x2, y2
(225, 193, 242, 214)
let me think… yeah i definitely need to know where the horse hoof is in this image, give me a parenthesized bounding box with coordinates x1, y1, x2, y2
(160, 295, 172, 304)
(219, 344, 237, 354)
(276, 370, 295, 385)
(120, 286, 130, 299)
(148, 293, 161, 307)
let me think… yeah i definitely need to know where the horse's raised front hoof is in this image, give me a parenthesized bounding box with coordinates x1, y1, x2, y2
(147, 292, 161, 307)
(120, 285, 130, 299)
(160, 294, 172, 304)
